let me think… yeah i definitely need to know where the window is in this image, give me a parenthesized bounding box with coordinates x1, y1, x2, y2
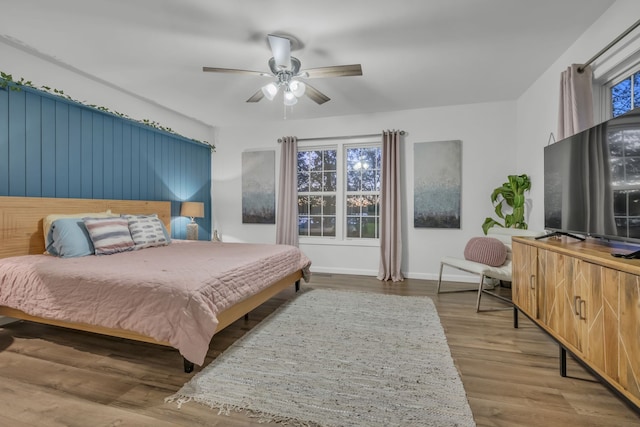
(297, 149, 337, 237)
(297, 143, 381, 241)
(345, 147, 381, 238)
(611, 70, 640, 117)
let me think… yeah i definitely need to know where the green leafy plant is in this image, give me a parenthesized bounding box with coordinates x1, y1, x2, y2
(482, 174, 531, 235)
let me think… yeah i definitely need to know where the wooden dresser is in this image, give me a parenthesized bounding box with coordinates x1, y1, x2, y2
(512, 236, 640, 411)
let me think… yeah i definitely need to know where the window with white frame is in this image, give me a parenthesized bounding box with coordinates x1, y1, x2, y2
(297, 142, 381, 240)
(610, 69, 640, 117)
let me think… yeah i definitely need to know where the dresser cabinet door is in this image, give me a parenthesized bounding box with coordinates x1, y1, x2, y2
(619, 272, 640, 402)
(512, 241, 538, 318)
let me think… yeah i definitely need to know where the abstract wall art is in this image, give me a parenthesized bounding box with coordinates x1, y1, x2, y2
(414, 140, 462, 228)
(242, 150, 276, 224)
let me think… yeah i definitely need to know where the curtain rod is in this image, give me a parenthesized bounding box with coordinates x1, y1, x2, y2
(578, 18, 640, 73)
(277, 131, 405, 143)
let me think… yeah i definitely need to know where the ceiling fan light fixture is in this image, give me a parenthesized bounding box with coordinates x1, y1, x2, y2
(283, 89, 298, 106)
(289, 80, 306, 98)
(261, 82, 279, 101)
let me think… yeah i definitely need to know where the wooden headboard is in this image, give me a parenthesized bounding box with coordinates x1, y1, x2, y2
(0, 196, 172, 259)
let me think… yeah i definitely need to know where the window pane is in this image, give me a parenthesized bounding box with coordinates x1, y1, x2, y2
(297, 171, 309, 192)
(634, 71, 640, 110)
(309, 196, 323, 215)
(310, 151, 323, 171)
(324, 195, 336, 215)
(298, 196, 309, 215)
(309, 217, 322, 236)
(347, 170, 361, 191)
(362, 170, 377, 191)
(310, 172, 323, 191)
(323, 171, 336, 191)
(323, 217, 336, 237)
(324, 150, 337, 170)
(346, 148, 361, 170)
(297, 151, 310, 171)
(346, 196, 362, 215)
(361, 217, 378, 239)
(298, 216, 309, 236)
(365, 195, 379, 216)
(612, 77, 632, 117)
(346, 217, 360, 238)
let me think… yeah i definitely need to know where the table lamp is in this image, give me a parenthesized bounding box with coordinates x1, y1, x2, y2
(180, 201, 204, 240)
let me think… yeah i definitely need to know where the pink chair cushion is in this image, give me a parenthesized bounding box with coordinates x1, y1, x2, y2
(464, 237, 507, 267)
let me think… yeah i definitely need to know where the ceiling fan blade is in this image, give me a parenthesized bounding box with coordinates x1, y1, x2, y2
(302, 64, 363, 79)
(304, 83, 330, 105)
(246, 89, 265, 103)
(203, 66, 269, 77)
(267, 34, 291, 70)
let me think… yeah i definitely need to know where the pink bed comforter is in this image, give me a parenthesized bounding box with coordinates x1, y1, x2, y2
(0, 241, 311, 366)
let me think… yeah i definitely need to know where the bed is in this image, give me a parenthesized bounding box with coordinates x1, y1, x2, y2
(0, 196, 310, 372)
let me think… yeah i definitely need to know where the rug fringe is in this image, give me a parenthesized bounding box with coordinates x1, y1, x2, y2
(165, 395, 320, 426)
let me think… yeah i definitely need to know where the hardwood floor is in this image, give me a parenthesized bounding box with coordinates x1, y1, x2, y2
(0, 274, 638, 426)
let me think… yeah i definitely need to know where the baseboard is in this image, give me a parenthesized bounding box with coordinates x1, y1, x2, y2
(308, 267, 480, 283)
(309, 266, 379, 276)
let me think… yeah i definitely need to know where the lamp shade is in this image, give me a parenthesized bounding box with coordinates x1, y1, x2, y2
(180, 201, 204, 218)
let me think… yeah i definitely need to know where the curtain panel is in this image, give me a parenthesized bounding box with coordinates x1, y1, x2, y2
(557, 64, 594, 140)
(276, 136, 299, 246)
(377, 130, 404, 282)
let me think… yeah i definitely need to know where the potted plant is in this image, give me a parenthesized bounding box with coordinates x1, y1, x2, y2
(482, 174, 531, 235)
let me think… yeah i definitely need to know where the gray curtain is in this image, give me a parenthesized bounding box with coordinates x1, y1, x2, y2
(276, 136, 299, 246)
(557, 64, 594, 140)
(377, 130, 404, 282)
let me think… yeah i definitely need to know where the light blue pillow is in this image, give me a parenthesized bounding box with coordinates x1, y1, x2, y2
(46, 218, 95, 258)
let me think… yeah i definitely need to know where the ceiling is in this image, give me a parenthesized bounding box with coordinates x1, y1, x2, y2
(0, 0, 615, 127)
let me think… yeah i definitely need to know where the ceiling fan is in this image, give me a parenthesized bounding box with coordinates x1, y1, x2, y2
(203, 34, 362, 106)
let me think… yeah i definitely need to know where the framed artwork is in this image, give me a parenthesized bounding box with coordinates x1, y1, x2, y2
(414, 140, 461, 228)
(242, 150, 275, 224)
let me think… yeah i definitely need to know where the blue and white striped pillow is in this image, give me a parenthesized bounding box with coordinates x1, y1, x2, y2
(83, 217, 135, 255)
(123, 214, 170, 250)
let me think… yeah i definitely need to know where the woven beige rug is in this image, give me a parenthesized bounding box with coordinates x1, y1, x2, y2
(166, 288, 476, 427)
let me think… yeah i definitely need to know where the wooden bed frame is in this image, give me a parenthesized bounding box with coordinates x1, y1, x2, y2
(0, 196, 302, 372)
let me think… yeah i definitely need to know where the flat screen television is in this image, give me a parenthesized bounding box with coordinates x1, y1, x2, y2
(544, 107, 640, 246)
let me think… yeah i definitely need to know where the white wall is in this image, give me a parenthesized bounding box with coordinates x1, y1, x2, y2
(516, 0, 640, 231)
(0, 38, 214, 143)
(213, 101, 517, 280)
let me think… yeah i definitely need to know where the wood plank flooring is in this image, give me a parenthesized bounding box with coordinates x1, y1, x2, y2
(0, 274, 638, 426)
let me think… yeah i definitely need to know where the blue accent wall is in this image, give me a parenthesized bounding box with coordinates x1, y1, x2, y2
(0, 85, 211, 240)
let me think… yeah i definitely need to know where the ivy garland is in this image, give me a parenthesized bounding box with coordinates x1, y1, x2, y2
(0, 71, 215, 152)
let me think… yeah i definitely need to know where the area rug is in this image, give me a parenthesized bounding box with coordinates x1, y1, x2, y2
(166, 288, 476, 427)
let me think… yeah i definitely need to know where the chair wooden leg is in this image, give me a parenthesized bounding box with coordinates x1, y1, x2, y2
(437, 263, 444, 293)
(476, 274, 486, 312)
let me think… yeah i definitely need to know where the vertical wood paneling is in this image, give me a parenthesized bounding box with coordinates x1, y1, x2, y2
(122, 123, 132, 200)
(139, 129, 148, 198)
(130, 126, 140, 200)
(55, 102, 69, 197)
(153, 133, 162, 200)
(92, 113, 103, 198)
(102, 116, 114, 199)
(80, 109, 93, 198)
(68, 106, 82, 198)
(8, 90, 26, 196)
(68, 105, 82, 198)
(41, 97, 56, 197)
(0, 86, 211, 240)
(25, 92, 41, 196)
(112, 119, 123, 199)
(0, 89, 8, 195)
